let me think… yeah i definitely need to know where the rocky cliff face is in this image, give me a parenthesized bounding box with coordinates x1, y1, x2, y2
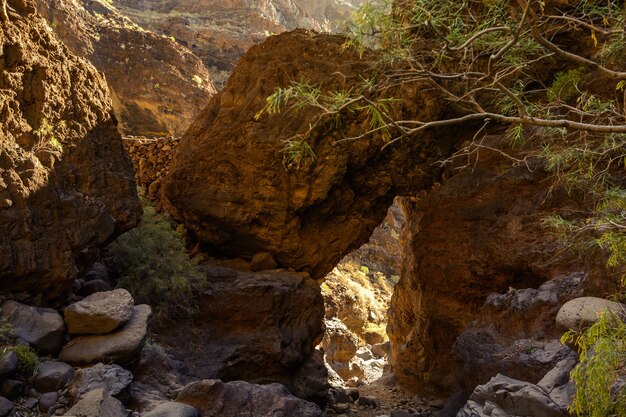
(161, 29, 458, 279)
(387, 136, 606, 395)
(35, 0, 215, 136)
(112, 0, 364, 87)
(0, 0, 141, 300)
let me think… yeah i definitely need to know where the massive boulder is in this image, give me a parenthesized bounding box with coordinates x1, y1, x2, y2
(0, 0, 141, 300)
(162, 29, 456, 278)
(35, 0, 215, 136)
(156, 263, 326, 401)
(387, 136, 606, 395)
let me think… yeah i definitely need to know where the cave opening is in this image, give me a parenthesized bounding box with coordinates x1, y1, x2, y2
(319, 199, 404, 388)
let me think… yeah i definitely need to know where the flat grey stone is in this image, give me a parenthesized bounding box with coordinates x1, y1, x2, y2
(177, 380, 324, 417)
(65, 289, 134, 335)
(457, 373, 567, 417)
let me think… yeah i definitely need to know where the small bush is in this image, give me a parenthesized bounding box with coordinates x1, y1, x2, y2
(0, 317, 14, 343)
(562, 311, 626, 417)
(109, 198, 206, 318)
(11, 345, 39, 380)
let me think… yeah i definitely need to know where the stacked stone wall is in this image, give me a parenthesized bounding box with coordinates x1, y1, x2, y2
(123, 136, 180, 199)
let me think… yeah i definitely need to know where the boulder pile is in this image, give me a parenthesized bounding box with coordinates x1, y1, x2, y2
(59, 290, 152, 366)
(0, 288, 154, 416)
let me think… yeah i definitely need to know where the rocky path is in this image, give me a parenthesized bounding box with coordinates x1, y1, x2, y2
(326, 376, 444, 417)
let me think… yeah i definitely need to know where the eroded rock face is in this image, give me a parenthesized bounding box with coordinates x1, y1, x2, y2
(35, 0, 215, 136)
(157, 263, 326, 401)
(387, 137, 592, 395)
(162, 29, 454, 278)
(0, 0, 141, 300)
(113, 0, 364, 87)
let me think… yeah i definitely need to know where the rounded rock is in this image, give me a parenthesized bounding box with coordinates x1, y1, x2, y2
(556, 297, 626, 331)
(64, 289, 134, 335)
(34, 362, 74, 393)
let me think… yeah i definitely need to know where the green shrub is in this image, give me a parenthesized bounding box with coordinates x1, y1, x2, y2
(109, 198, 206, 318)
(0, 317, 14, 343)
(11, 345, 39, 380)
(562, 311, 626, 417)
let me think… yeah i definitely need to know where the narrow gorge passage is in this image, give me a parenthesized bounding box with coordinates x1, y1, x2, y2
(2, 1, 626, 417)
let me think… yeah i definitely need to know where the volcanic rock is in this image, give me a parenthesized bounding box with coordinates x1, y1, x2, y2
(0, 0, 141, 299)
(457, 374, 568, 417)
(64, 289, 135, 335)
(142, 402, 198, 417)
(321, 318, 361, 380)
(162, 29, 453, 278)
(34, 361, 74, 392)
(38, 391, 58, 413)
(157, 264, 326, 401)
(65, 387, 127, 417)
(556, 296, 626, 332)
(0, 351, 17, 380)
(0, 397, 13, 417)
(176, 379, 325, 417)
(68, 363, 133, 403)
(59, 305, 152, 365)
(387, 136, 590, 394)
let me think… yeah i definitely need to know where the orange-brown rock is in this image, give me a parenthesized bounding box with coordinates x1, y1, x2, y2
(35, 0, 215, 136)
(387, 136, 598, 395)
(0, 0, 141, 300)
(162, 29, 457, 278)
(113, 0, 364, 88)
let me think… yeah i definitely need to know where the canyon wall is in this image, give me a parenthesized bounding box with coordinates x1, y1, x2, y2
(35, 0, 215, 136)
(387, 136, 611, 395)
(0, 0, 141, 301)
(112, 0, 364, 87)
